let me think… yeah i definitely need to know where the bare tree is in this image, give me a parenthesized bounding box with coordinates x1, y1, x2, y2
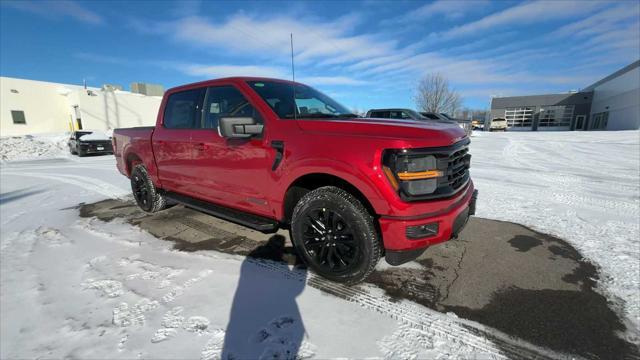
(414, 73, 462, 116)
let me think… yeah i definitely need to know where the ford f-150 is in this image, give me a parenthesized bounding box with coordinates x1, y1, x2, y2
(113, 77, 477, 283)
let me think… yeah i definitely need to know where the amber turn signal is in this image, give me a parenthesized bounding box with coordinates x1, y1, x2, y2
(397, 170, 443, 181)
(383, 166, 399, 190)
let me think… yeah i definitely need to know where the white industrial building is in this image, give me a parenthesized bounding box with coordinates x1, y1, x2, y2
(0, 77, 163, 137)
(582, 60, 640, 131)
(490, 60, 639, 131)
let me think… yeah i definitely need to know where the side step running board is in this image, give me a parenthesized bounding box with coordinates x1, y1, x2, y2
(164, 192, 279, 233)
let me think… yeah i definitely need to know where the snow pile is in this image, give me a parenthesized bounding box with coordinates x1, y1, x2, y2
(0, 133, 70, 162)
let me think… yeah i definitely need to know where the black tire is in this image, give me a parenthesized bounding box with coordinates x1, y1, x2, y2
(130, 164, 167, 213)
(291, 186, 381, 284)
(77, 148, 85, 157)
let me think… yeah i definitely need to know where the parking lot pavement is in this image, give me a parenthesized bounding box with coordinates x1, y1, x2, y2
(81, 199, 639, 359)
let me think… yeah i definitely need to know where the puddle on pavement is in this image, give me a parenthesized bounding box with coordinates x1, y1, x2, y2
(81, 199, 639, 359)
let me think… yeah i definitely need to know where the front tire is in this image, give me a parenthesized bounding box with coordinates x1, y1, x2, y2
(291, 186, 381, 284)
(130, 164, 167, 213)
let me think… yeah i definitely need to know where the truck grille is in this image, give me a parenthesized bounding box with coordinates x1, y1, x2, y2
(445, 145, 470, 191)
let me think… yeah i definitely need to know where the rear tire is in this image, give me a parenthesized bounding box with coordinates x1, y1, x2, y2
(130, 164, 167, 213)
(290, 186, 381, 284)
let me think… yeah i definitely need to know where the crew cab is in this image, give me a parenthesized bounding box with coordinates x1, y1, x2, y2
(113, 77, 477, 283)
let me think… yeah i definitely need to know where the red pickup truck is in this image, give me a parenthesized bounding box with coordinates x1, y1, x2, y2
(113, 77, 476, 283)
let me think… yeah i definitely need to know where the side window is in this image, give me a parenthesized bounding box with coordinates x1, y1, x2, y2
(163, 88, 204, 129)
(400, 112, 411, 119)
(202, 86, 261, 129)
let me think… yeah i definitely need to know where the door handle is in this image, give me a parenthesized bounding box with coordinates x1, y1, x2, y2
(195, 143, 206, 151)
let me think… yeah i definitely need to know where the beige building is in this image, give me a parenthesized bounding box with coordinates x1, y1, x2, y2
(0, 76, 163, 137)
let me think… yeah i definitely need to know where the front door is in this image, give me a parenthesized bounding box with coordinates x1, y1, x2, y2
(575, 115, 586, 130)
(152, 87, 205, 194)
(189, 85, 273, 217)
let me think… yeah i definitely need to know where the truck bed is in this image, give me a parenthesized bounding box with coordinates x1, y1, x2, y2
(112, 126, 155, 177)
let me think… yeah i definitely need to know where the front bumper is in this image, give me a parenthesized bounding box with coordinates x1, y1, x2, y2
(380, 184, 477, 265)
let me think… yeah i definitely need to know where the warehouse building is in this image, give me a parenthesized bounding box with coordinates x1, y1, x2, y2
(490, 60, 639, 131)
(0, 77, 163, 137)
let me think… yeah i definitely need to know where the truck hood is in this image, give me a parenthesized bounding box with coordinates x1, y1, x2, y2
(296, 118, 467, 147)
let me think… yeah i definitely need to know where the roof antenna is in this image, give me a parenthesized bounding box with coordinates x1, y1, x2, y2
(290, 33, 297, 120)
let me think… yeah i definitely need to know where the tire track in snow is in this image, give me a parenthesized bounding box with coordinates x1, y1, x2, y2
(2, 172, 128, 199)
(246, 258, 560, 360)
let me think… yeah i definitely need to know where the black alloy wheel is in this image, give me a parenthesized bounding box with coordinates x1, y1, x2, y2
(291, 186, 381, 284)
(301, 207, 359, 272)
(132, 171, 152, 211)
(130, 164, 167, 213)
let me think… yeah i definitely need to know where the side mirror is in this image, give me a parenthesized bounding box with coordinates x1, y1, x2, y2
(219, 117, 263, 138)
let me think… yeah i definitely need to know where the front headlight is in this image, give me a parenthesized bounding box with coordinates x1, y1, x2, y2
(383, 151, 444, 196)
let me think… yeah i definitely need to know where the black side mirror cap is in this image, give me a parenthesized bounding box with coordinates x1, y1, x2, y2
(219, 117, 263, 138)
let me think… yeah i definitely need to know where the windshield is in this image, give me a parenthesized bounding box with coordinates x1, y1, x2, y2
(247, 81, 355, 119)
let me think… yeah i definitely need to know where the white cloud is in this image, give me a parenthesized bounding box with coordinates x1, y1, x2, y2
(385, 0, 490, 25)
(298, 76, 370, 86)
(438, 0, 606, 40)
(179, 64, 287, 78)
(4, 0, 103, 25)
(148, 13, 399, 68)
(551, 3, 639, 38)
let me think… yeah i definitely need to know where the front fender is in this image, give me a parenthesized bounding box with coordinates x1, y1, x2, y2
(273, 156, 391, 219)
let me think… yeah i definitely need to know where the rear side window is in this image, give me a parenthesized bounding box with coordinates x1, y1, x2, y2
(370, 111, 389, 118)
(423, 113, 440, 120)
(389, 111, 407, 119)
(163, 89, 204, 129)
(202, 86, 261, 129)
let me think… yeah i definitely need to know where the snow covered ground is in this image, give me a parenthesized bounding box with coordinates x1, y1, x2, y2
(471, 130, 640, 329)
(1, 130, 638, 358)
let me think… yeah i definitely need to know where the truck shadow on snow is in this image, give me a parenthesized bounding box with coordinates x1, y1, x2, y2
(80, 199, 639, 360)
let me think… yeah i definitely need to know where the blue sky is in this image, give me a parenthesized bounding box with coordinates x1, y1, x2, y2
(1, 0, 638, 111)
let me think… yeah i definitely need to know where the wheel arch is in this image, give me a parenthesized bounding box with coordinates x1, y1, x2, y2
(125, 152, 143, 176)
(281, 173, 377, 225)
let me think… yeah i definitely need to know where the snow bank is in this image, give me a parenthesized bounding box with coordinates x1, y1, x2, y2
(0, 133, 70, 162)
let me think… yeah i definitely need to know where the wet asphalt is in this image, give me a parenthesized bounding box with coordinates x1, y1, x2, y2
(80, 199, 639, 359)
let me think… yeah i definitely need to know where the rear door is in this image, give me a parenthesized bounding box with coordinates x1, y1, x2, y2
(189, 84, 273, 217)
(152, 88, 205, 194)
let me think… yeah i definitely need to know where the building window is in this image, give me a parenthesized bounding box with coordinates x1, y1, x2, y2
(538, 105, 573, 127)
(591, 112, 608, 130)
(11, 110, 26, 125)
(504, 107, 533, 127)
